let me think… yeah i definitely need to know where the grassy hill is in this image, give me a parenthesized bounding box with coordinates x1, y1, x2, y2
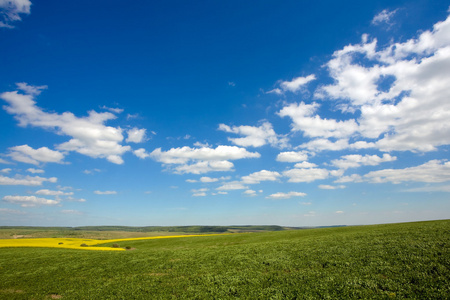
(0, 220, 448, 299)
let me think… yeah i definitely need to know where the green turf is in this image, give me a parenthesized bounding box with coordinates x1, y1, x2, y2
(0, 220, 449, 299)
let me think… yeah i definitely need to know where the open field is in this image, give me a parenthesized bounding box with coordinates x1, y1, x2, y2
(0, 234, 228, 251)
(0, 220, 449, 299)
(0, 225, 287, 240)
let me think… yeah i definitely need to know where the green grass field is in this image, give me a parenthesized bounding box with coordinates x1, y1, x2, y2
(0, 220, 449, 299)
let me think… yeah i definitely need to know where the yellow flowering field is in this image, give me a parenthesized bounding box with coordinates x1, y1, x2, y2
(0, 234, 226, 251)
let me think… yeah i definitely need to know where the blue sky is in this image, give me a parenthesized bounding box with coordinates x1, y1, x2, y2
(1, 0, 450, 227)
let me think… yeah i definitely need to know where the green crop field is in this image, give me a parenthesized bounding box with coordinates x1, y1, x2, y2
(0, 220, 449, 299)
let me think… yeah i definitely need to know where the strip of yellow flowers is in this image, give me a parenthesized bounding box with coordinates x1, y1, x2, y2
(0, 234, 227, 251)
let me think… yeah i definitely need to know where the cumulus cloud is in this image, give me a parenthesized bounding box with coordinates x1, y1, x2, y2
(0, 174, 57, 186)
(133, 148, 150, 159)
(331, 153, 396, 170)
(2, 195, 59, 207)
(150, 145, 260, 174)
(276, 13, 450, 154)
(8, 145, 65, 165)
(200, 176, 219, 183)
(278, 102, 358, 139)
(1, 168, 11, 173)
(1, 85, 131, 164)
(276, 151, 308, 162)
(266, 191, 307, 199)
(126, 128, 147, 143)
(283, 167, 329, 183)
(0, 0, 31, 28)
(174, 160, 235, 174)
(294, 161, 318, 169)
(218, 122, 288, 148)
(241, 170, 281, 184)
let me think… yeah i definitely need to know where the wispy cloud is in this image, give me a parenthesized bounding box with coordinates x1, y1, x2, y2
(2, 195, 59, 207)
(0, 174, 57, 186)
(0, 0, 32, 28)
(266, 191, 307, 200)
(94, 190, 117, 195)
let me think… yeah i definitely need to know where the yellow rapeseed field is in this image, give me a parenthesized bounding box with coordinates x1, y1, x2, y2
(0, 234, 225, 251)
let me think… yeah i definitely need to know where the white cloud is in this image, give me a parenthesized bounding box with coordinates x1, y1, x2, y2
(313, 14, 450, 152)
(126, 128, 147, 143)
(243, 189, 257, 196)
(174, 160, 235, 174)
(192, 188, 208, 197)
(150, 145, 259, 174)
(335, 210, 344, 214)
(294, 161, 318, 169)
(35, 189, 73, 196)
(283, 167, 329, 183)
(0, 168, 11, 173)
(218, 122, 288, 148)
(8, 145, 65, 165)
(266, 191, 307, 199)
(279, 74, 316, 93)
(200, 176, 219, 183)
(0, 174, 57, 186)
(241, 170, 281, 184)
(1, 86, 131, 164)
(266, 88, 283, 95)
(94, 190, 117, 195)
(83, 168, 101, 175)
(270, 13, 450, 154)
(186, 179, 197, 183)
(318, 184, 346, 190)
(364, 159, 450, 184)
(26, 168, 44, 174)
(2, 195, 59, 207)
(331, 153, 396, 170)
(0, 0, 31, 28)
(216, 181, 248, 191)
(0, 158, 12, 164)
(16, 83, 47, 95)
(133, 148, 150, 159)
(276, 151, 308, 162)
(334, 174, 363, 183)
(101, 106, 124, 114)
(372, 9, 398, 26)
(66, 196, 86, 202)
(151, 145, 260, 164)
(192, 192, 206, 197)
(278, 102, 358, 138)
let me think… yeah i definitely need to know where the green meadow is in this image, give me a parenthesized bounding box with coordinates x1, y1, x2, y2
(0, 220, 449, 299)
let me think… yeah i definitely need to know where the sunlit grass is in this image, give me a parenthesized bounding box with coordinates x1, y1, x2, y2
(0, 220, 448, 299)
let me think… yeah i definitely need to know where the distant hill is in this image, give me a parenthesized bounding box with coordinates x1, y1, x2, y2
(0, 225, 293, 233)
